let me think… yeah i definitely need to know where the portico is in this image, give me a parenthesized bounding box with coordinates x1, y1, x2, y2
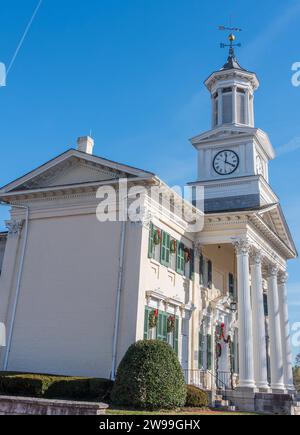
(195, 204, 296, 395)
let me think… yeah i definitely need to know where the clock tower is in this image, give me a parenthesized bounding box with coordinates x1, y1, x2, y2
(190, 35, 277, 213)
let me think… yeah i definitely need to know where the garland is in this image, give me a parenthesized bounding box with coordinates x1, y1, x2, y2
(215, 322, 234, 389)
(153, 229, 162, 246)
(149, 309, 158, 328)
(167, 315, 176, 333)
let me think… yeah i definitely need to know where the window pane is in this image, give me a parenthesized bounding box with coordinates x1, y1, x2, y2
(237, 93, 245, 124)
(222, 93, 232, 123)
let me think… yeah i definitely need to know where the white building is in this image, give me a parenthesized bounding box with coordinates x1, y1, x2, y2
(0, 42, 298, 412)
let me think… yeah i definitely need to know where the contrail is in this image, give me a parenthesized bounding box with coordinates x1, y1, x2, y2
(7, 0, 43, 76)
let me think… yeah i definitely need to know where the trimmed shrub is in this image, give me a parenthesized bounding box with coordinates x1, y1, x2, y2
(46, 378, 113, 401)
(111, 340, 187, 410)
(185, 385, 209, 408)
(0, 372, 113, 402)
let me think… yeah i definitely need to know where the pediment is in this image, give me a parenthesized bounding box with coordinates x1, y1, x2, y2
(18, 158, 122, 190)
(0, 149, 154, 194)
(256, 204, 297, 257)
(190, 126, 256, 146)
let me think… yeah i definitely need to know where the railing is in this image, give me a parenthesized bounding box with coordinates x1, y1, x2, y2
(183, 369, 208, 390)
(216, 371, 234, 390)
(184, 369, 235, 400)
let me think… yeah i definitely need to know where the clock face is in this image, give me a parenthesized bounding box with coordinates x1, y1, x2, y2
(213, 150, 239, 176)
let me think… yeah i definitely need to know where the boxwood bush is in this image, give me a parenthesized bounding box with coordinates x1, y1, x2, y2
(185, 385, 209, 408)
(0, 372, 113, 402)
(111, 340, 187, 410)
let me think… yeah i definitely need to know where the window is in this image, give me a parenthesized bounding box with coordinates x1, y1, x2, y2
(222, 87, 233, 124)
(263, 293, 268, 316)
(148, 223, 193, 279)
(144, 308, 179, 355)
(207, 260, 212, 289)
(176, 243, 185, 275)
(200, 255, 213, 289)
(198, 330, 204, 369)
(236, 91, 246, 124)
(148, 223, 162, 263)
(229, 273, 235, 298)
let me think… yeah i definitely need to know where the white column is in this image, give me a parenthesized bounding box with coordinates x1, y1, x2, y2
(245, 89, 250, 126)
(250, 250, 269, 390)
(278, 272, 295, 391)
(267, 264, 285, 391)
(235, 239, 255, 389)
(232, 85, 237, 124)
(217, 88, 222, 125)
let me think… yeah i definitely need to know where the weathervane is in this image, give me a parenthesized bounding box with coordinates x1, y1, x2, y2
(218, 25, 242, 58)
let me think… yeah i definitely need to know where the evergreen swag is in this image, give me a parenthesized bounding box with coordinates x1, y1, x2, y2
(149, 309, 158, 328)
(167, 315, 176, 333)
(170, 240, 177, 254)
(184, 247, 191, 263)
(153, 229, 162, 245)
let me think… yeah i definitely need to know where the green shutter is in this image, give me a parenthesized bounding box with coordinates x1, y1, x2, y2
(207, 260, 212, 289)
(157, 312, 168, 342)
(198, 332, 203, 368)
(189, 249, 195, 280)
(161, 231, 170, 267)
(176, 243, 185, 275)
(144, 307, 150, 340)
(207, 334, 212, 370)
(174, 317, 179, 355)
(148, 223, 154, 258)
(200, 254, 205, 285)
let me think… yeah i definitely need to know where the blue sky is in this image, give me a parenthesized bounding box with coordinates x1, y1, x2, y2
(0, 0, 299, 360)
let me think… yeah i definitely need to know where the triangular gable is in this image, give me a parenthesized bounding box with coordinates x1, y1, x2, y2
(0, 149, 155, 194)
(258, 204, 297, 257)
(190, 126, 275, 160)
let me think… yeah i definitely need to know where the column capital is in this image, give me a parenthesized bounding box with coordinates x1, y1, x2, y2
(194, 241, 203, 257)
(268, 263, 279, 277)
(234, 238, 251, 256)
(250, 248, 263, 265)
(5, 219, 24, 236)
(278, 271, 288, 285)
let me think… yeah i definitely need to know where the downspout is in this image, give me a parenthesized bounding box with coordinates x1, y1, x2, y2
(0, 202, 29, 370)
(111, 219, 127, 380)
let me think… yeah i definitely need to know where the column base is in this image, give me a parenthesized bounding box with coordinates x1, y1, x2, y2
(271, 384, 287, 394)
(255, 381, 270, 392)
(237, 380, 257, 391)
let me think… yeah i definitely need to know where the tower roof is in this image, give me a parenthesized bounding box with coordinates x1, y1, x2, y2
(221, 46, 246, 71)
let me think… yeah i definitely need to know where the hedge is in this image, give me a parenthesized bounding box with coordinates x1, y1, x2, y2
(185, 385, 209, 408)
(0, 372, 113, 402)
(111, 340, 187, 410)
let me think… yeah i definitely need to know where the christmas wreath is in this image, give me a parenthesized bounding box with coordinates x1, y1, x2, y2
(170, 240, 177, 254)
(153, 229, 162, 246)
(167, 315, 176, 333)
(149, 309, 158, 328)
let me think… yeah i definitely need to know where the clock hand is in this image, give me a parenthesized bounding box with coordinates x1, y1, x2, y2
(226, 161, 235, 168)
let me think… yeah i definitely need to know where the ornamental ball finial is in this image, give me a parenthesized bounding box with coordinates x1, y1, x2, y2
(228, 33, 236, 42)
